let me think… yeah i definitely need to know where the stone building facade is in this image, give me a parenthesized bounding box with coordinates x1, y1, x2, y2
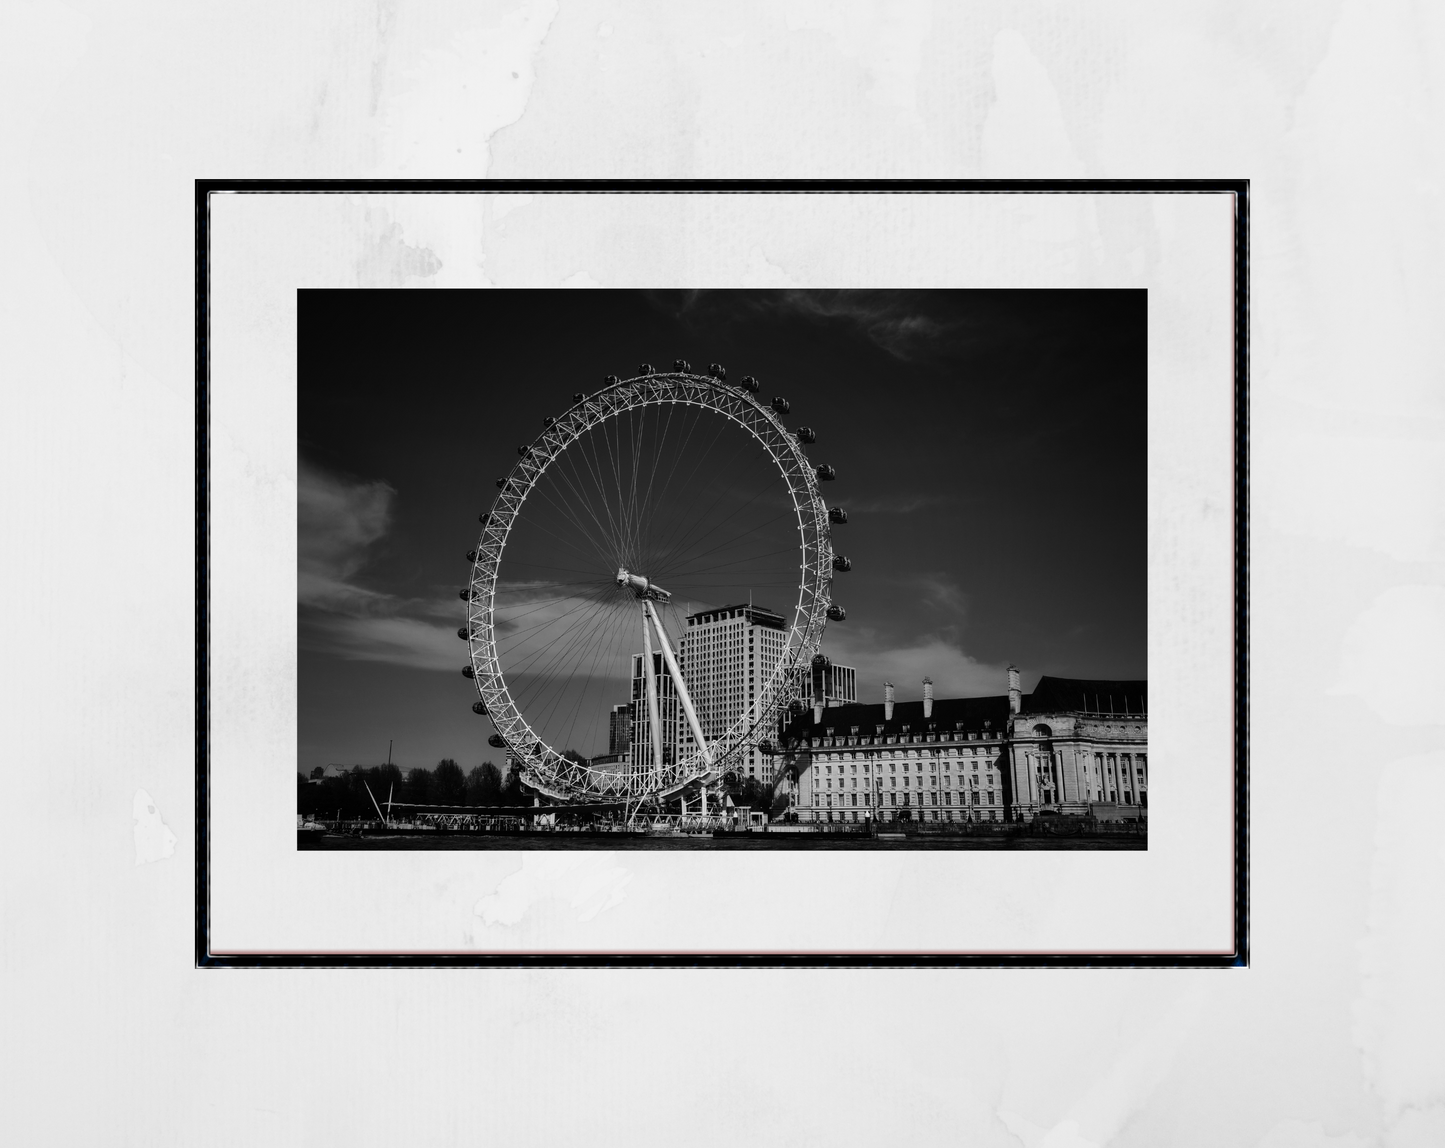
(774, 669, 1146, 824)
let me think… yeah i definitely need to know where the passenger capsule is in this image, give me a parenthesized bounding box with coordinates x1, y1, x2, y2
(457, 626, 473, 640)
(495, 478, 507, 489)
(462, 665, 476, 679)
(816, 464, 836, 481)
(638, 363, 654, 376)
(826, 605, 847, 621)
(796, 426, 817, 444)
(741, 375, 761, 394)
(488, 733, 507, 749)
(708, 362, 726, 379)
(771, 396, 790, 415)
(543, 415, 555, 428)
(573, 392, 586, 403)
(517, 445, 531, 457)
(478, 512, 490, 525)
(812, 653, 830, 668)
(788, 699, 806, 716)
(459, 588, 475, 601)
(832, 555, 852, 572)
(605, 374, 619, 386)
(466, 550, 478, 563)
(828, 506, 847, 525)
(757, 739, 775, 756)
(472, 701, 488, 715)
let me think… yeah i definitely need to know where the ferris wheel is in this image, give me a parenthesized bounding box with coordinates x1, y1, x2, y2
(460, 362, 849, 804)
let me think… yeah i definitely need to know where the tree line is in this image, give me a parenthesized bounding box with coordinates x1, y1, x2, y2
(297, 759, 528, 819)
(299, 758, 780, 820)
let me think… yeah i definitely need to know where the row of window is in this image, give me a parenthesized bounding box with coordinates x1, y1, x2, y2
(810, 732, 999, 746)
(817, 747, 996, 762)
(808, 792, 995, 808)
(805, 809, 1006, 824)
(822, 761, 993, 775)
(818, 779, 989, 792)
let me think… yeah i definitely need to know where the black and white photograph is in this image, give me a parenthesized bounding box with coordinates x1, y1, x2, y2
(297, 288, 1149, 851)
(200, 187, 1239, 962)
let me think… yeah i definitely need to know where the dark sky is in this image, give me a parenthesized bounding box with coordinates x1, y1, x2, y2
(298, 289, 1146, 775)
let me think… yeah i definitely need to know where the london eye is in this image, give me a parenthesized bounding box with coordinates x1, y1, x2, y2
(460, 363, 848, 804)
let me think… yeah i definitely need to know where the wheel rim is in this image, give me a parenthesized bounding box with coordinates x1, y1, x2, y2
(465, 372, 833, 801)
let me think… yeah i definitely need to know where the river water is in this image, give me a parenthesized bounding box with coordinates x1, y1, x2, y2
(299, 832, 1144, 851)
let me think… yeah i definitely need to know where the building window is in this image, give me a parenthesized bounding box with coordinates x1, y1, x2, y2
(972, 793, 980, 805)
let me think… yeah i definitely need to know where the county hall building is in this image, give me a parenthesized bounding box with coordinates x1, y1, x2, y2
(776, 668, 1147, 823)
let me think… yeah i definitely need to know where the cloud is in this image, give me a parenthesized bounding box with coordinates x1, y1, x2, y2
(309, 614, 464, 672)
(811, 572, 1007, 700)
(913, 573, 969, 622)
(755, 290, 958, 361)
(820, 631, 1008, 702)
(644, 289, 967, 362)
(295, 466, 636, 681)
(298, 460, 464, 671)
(298, 459, 396, 612)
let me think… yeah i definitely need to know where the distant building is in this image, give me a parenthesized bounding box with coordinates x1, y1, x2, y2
(775, 669, 1147, 824)
(629, 650, 681, 783)
(588, 753, 628, 794)
(790, 655, 858, 713)
(626, 600, 854, 782)
(676, 602, 792, 780)
(608, 704, 632, 758)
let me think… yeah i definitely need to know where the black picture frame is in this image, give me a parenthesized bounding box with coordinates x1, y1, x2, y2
(195, 178, 1248, 968)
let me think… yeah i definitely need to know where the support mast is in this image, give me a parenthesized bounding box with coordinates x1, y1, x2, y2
(641, 609, 664, 786)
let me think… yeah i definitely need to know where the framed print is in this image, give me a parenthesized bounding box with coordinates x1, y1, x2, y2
(197, 180, 1246, 965)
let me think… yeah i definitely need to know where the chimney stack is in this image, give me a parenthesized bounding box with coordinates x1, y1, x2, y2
(1007, 665, 1022, 715)
(884, 682, 895, 721)
(922, 677, 934, 719)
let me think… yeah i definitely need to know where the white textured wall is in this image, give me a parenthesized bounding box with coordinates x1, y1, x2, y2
(3, 2, 1443, 1146)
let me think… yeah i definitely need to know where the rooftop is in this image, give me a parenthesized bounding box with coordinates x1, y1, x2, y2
(781, 695, 1013, 742)
(1025, 676, 1147, 716)
(686, 603, 786, 628)
(779, 675, 1148, 742)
